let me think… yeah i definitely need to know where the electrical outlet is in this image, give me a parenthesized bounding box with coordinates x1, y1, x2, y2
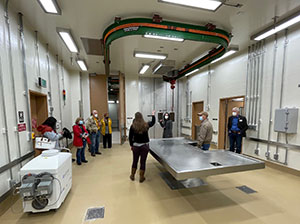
(274, 153, 279, 160)
(265, 151, 270, 158)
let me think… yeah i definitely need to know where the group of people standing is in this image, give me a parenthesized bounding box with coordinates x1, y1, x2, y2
(128, 108, 248, 183)
(72, 110, 113, 165)
(37, 107, 248, 183)
(196, 107, 248, 153)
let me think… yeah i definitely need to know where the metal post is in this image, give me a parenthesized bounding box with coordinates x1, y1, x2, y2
(256, 40, 266, 151)
(176, 79, 180, 137)
(18, 13, 33, 147)
(248, 45, 254, 124)
(46, 44, 53, 116)
(266, 33, 278, 159)
(254, 42, 261, 127)
(56, 55, 63, 131)
(251, 44, 258, 126)
(0, 55, 13, 180)
(61, 60, 65, 106)
(4, 0, 22, 160)
(275, 29, 289, 162)
(244, 46, 251, 120)
(79, 72, 83, 118)
(207, 66, 211, 112)
(34, 31, 41, 79)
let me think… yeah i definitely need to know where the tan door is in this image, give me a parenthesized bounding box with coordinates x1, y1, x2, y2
(119, 72, 126, 144)
(89, 75, 108, 118)
(192, 101, 204, 140)
(29, 90, 48, 156)
(218, 96, 245, 149)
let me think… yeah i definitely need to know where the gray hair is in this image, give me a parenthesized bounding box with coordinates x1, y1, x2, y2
(232, 107, 240, 112)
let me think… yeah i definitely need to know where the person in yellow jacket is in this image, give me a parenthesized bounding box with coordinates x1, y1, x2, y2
(100, 113, 112, 148)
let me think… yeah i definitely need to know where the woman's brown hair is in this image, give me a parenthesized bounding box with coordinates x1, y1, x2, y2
(132, 112, 149, 134)
(75, 117, 83, 124)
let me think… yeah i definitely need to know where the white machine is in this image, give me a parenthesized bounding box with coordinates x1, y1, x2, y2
(19, 150, 72, 213)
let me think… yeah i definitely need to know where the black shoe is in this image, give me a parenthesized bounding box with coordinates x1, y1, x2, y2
(77, 162, 82, 165)
(72, 159, 76, 162)
(95, 152, 102, 155)
(82, 160, 88, 163)
(91, 153, 95, 157)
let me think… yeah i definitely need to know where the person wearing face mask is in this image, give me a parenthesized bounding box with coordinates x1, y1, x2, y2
(73, 118, 91, 165)
(86, 110, 102, 156)
(37, 117, 64, 154)
(228, 107, 248, 154)
(159, 112, 173, 138)
(197, 112, 213, 151)
(100, 113, 112, 149)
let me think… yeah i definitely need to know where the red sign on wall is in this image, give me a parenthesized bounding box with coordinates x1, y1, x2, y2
(18, 123, 26, 132)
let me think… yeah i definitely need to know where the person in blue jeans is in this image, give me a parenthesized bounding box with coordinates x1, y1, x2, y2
(73, 118, 91, 165)
(197, 112, 213, 151)
(86, 110, 102, 156)
(228, 107, 249, 154)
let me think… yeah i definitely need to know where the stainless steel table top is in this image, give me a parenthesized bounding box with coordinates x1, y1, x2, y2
(149, 138, 265, 180)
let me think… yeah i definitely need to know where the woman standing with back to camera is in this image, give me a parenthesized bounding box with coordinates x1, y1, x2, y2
(129, 110, 156, 183)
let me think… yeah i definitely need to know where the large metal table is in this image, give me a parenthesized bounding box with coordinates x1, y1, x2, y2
(149, 138, 265, 181)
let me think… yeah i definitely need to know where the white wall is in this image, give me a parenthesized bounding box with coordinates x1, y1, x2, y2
(125, 73, 140, 134)
(0, 2, 90, 198)
(183, 24, 300, 171)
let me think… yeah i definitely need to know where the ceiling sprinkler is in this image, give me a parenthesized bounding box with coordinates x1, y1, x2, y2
(205, 23, 216, 31)
(153, 14, 163, 23)
(115, 16, 121, 23)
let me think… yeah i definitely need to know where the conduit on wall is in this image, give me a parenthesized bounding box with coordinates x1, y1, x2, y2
(18, 13, 33, 146)
(5, 0, 22, 161)
(102, 17, 231, 80)
(46, 44, 53, 116)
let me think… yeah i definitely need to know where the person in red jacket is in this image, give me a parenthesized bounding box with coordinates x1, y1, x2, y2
(73, 117, 91, 165)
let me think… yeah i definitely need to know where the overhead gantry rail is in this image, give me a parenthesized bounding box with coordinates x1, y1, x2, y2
(102, 16, 231, 80)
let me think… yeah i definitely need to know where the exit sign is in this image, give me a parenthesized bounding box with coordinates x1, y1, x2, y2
(38, 77, 47, 88)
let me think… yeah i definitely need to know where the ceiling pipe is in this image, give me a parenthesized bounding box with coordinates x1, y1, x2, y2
(102, 16, 231, 80)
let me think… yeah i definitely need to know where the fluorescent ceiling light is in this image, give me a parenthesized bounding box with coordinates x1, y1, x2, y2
(232, 97, 244, 102)
(185, 69, 199, 77)
(57, 28, 79, 53)
(159, 0, 223, 11)
(76, 60, 88, 71)
(134, 51, 167, 60)
(37, 0, 61, 14)
(108, 101, 115, 104)
(144, 34, 184, 42)
(253, 13, 300, 41)
(139, 64, 150, 74)
(211, 47, 238, 64)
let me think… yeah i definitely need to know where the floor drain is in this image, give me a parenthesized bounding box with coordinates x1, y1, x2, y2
(85, 207, 105, 221)
(236, 185, 257, 194)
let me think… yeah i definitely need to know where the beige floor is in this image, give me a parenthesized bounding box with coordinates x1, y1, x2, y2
(1, 143, 300, 224)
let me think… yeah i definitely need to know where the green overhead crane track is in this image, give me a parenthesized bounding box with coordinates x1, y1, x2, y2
(102, 18, 231, 80)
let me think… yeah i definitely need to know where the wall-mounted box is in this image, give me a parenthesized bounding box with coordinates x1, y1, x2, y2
(274, 108, 298, 133)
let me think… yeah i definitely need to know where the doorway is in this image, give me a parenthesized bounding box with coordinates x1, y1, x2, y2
(191, 101, 204, 140)
(89, 74, 108, 118)
(118, 72, 126, 144)
(218, 96, 245, 149)
(29, 90, 48, 156)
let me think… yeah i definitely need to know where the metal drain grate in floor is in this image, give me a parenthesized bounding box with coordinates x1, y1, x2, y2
(85, 207, 105, 221)
(236, 185, 257, 194)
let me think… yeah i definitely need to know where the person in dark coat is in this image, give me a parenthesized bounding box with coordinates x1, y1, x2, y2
(159, 112, 173, 138)
(228, 107, 248, 154)
(129, 110, 156, 183)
